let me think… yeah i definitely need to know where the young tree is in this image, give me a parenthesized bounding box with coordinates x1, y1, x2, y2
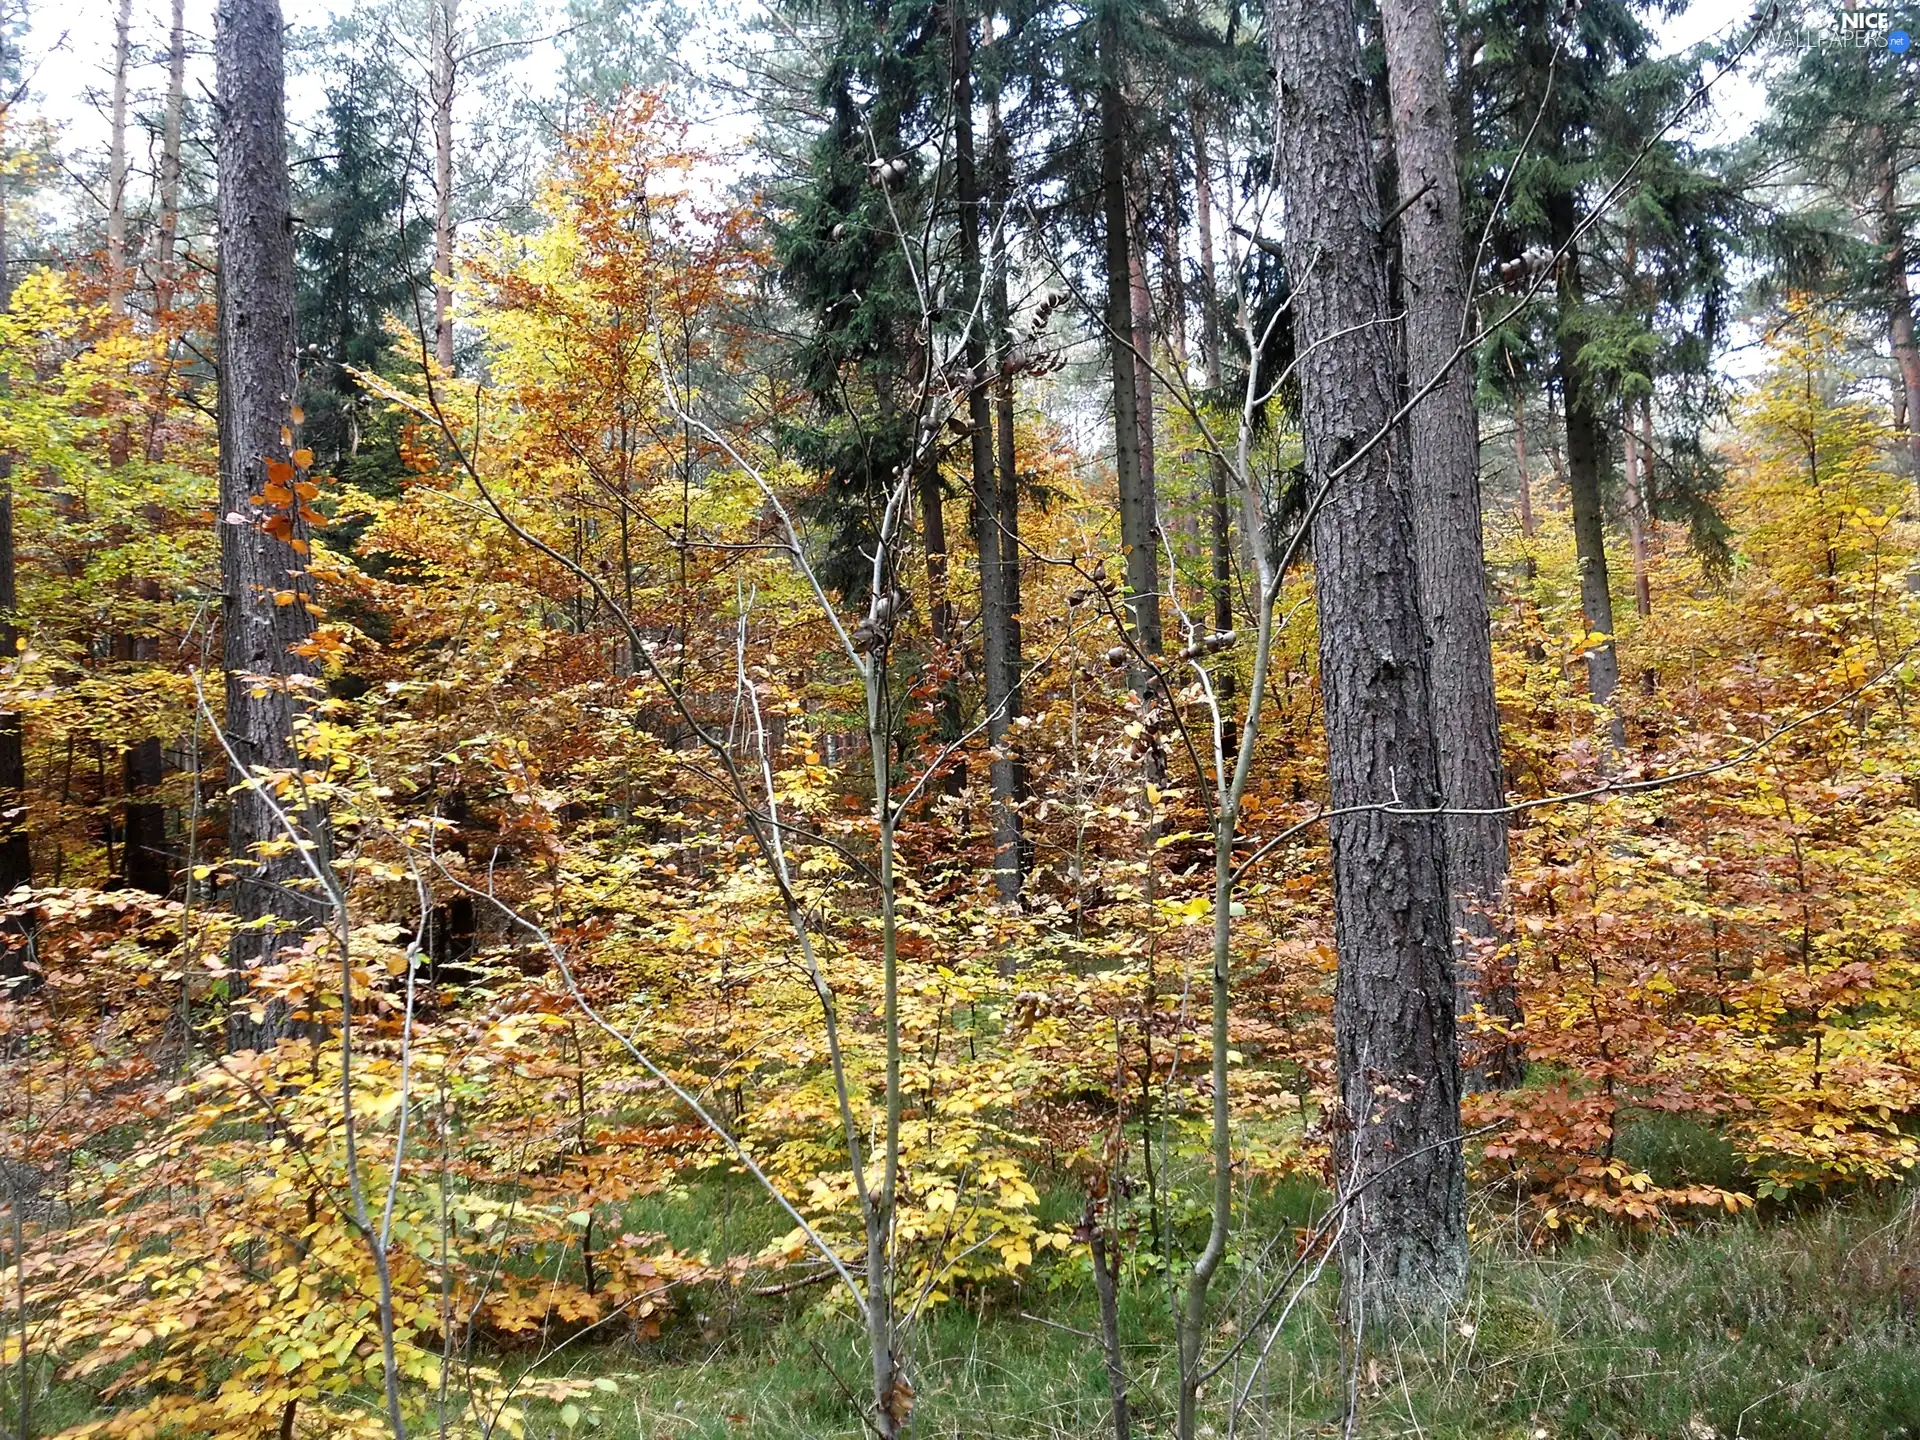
(216, 0, 324, 1049)
(1379, 0, 1517, 1086)
(1269, 0, 1466, 1317)
(1759, 20, 1920, 483)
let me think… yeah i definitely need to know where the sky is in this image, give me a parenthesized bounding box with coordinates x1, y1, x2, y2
(27, 0, 1774, 186)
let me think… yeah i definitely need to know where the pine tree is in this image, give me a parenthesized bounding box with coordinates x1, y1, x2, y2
(217, 0, 326, 1050)
(1757, 5, 1920, 483)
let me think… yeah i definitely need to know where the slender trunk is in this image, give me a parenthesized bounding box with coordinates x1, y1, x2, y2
(432, 0, 457, 370)
(1090, 1226, 1132, 1440)
(155, 0, 186, 320)
(106, 0, 133, 316)
(1192, 101, 1234, 648)
(1878, 143, 1920, 488)
(1381, 0, 1519, 1090)
(952, 0, 1020, 901)
(1129, 220, 1158, 553)
(986, 11, 1025, 838)
(1271, 0, 1466, 1319)
(1549, 192, 1624, 743)
(1622, 403, 1651, 618)
(0, 146, 26, 915)
(217, 0, 325, 1050)
(1513, 389, 1535, 539)
(1098, 2, 1159, 653)
(1544, 381, 1566, 490)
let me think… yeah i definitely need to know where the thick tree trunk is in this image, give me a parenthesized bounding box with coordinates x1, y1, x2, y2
(432, 0, 458, 370)
(952, 1, 1020, 900)
(1381, 0, 1519, 1090)
(106, 0, 133, 315)
(1270, 0, 1466, 1319)
(1098, 2, 1159, 654)
(1549, 194, 1624, 742)
(217, 0, 324, 1050)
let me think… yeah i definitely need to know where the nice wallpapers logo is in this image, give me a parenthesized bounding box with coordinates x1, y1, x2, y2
(1773, 5, 1912, 53)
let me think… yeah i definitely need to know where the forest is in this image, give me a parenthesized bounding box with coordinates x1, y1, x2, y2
(1, 0, 1919, 1434)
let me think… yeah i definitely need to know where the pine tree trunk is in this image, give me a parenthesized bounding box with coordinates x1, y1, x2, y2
(154, 0, 186, 324)
(1513, 390, 1535, 539)
(1622, 404, 1652, 618)
(432, 0, 458, 370)
(1191, 101, 1234, 645)
(1098, 2, 1159, 654)
(1129, 222, 1158, 554)
(0, 167, 26, 916)
(1878, 145, 1920, 488)
(1549, 193, 1624, 742)
(986, 15, 1025, 842)
(106, 0, 133, 316)
(952, 0, 1021, 901)
(1270, 0, 1466, 1319)
(217, 0, 324, 1050)
(1380, 0, 1519, 1090)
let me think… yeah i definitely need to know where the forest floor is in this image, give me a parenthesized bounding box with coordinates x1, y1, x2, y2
(19, 1123, 1920, 1439)
(491, 1121, 1920, 1440)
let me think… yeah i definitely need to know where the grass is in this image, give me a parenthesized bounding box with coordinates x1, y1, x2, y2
(495, 1162, 1920, 1439)
(10, 1129, 1917, 1438)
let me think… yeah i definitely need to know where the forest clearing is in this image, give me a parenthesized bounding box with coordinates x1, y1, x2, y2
(2, 0, 1920, 1434)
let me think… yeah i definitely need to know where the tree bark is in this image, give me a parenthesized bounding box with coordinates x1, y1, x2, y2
(0, 148, 27, 916)
(1878, 144, 1920, 488)
(106, 0, 133, 316)
(1129, 217, 1158, 560)
(1513, 389, 1535, 539)
(952, 0, 1021, 900)
(154, 0, 187, 322)
(1548, 192, 1624, 743)
(1098, 2, 1159, 654)
(1270, 0, 1466, 1318)
(1622, 402, 1651, 618)
(432, 0, 458, 370)
(986, 10, 1025, 853)
(217, 0, 324, 1050)
(1380, 0, 1519, 1090)
(1192, 101, 1235, 650)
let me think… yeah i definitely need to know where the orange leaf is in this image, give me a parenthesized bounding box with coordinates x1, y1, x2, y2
(292, 448, 314, 469)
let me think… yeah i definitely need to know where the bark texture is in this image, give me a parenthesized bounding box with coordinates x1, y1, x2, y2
(1879, 147, 1920, 488)
(432, 0, 458, 370)
(106, 0, 134, 315)
(154, 0, 187, 321)
(217, 0, 324, 1050)
(952, 1, 1021, 899)
(1548, 192, 1624, 741)
(1380, 0, 1519, 1089)
(0, 207, 24, 915)
(1098, 2, 1159, 653)
(1270, 0, 1467, 1318)
(1191, 99, 1234, 644)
